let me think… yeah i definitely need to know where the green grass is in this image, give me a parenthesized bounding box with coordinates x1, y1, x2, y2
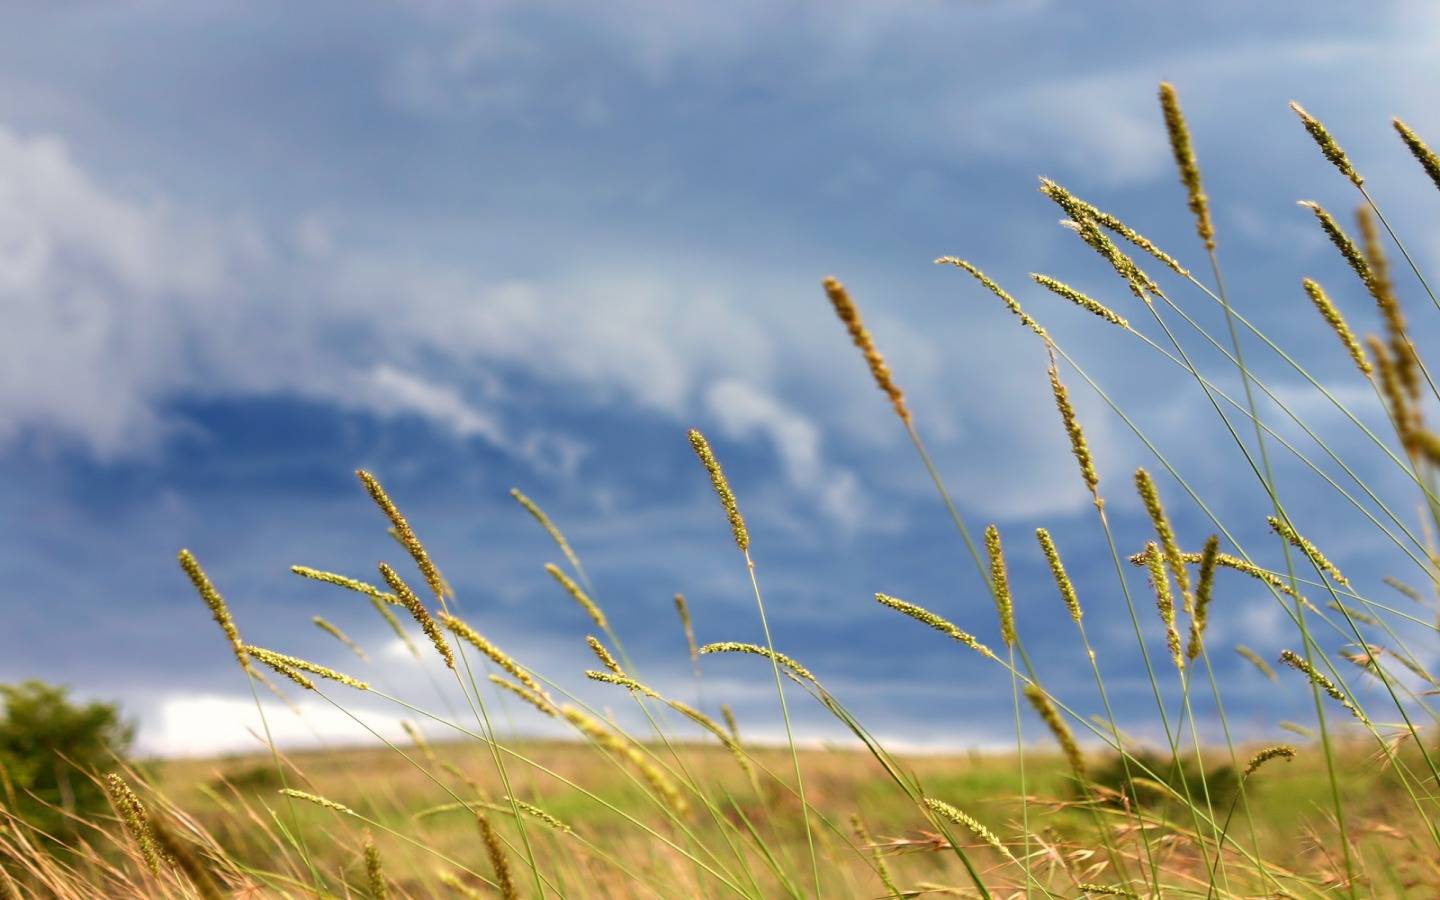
(7, 82, 1440, 898)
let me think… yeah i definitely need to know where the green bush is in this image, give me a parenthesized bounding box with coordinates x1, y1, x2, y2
(0, 680, 134, 836)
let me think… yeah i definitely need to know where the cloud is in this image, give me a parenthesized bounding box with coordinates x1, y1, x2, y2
(137, 692, 411, 757)
(705, 378, 866, 529)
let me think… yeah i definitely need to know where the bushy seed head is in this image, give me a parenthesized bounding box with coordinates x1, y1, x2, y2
(441, 612, 549, 701)
(560, 705, 687, 815)
(874, 593, 995, 658)
(1159, 82, 1215, 250)
(699, 641, 817, 682)
(1394, 117, 1440, 194)
(312, 616, 368, 661)
(1243, 745, 1296, 777)
(1049, 357, 1100, 502)
(246, 645, 369, 691)
(936, 257, 1048, 338)
(490, 675, 558, 717)
(510, 487, 583, 575)
(674, 593, 699, 663)
(1024, 684, 1086, 780)
(364, 833, 389, 900)
(1065, 215, 1158, 301)
(1279, 649, 1368, 724)
(586, 634, 623, 674)
(545, 563, 608, 629)
(1357, 205, 1419, 401)
(178, 549, 249, 671)
(1291, 101, 1363, 187)
(1298, 201, 1372, 290)
(1037, 178, 1189, 276)
(357, 470, 447, 603)
(1031, 274, 1129, 328)
(104, 773, 163, 875)
(504, 797, 574, 834)
(291, 565, 399, 606)
(1267, 516, 1349, 586)
(1301, 278, 1371, 375)
(1035, 529, 1081, 622)
(922, 798, 1013, 860)
(1187, 535, 1220, 661)
(1142, 543, 1184, 672)
(687, 429, 749, 551)
(281, 789, 354, 814)
(379, 563, 454, 669)
(984, 525, 1017, 647)
(1134, 469, 1191, 613)
(475, 811, 517, 900)
(1235, 644, 1277, 680)
(823, 276, 911, 424)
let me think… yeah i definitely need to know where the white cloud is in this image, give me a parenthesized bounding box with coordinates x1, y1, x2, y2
(137, 692, 411, 757)
(705, 378, 866, 529)
(364, 364, 505, 443)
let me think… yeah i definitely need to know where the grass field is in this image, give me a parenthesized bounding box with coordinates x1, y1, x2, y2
(9, 82, 1440, 898)
(102, 733, 1418, 897)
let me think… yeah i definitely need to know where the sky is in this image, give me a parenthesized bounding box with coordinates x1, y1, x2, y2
(3, 0, 1440, 757)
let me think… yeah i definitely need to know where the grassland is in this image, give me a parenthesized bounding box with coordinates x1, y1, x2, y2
(124, 734, 1421, 897)
(7, 82, 1440, 898)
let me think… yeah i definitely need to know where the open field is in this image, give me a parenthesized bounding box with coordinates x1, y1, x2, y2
(143, 738, 1427, 898)
(6, 22, 1440, 898)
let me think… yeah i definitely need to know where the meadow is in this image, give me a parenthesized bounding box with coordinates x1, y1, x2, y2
(5, 83, 1440, 897)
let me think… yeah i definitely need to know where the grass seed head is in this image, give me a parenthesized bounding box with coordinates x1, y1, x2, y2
(874, 593, 995, 658)
(510, 487, 583, 575)
(1243, 745, 1297, 778)
(1235, 644, 1277, 680)
(699, 642, 817, 682)
(1142, 542, 1184, 672)
(687, 429, 749, 551)
(312, 616, 368, 661)
(1394, 117, 1440, 194)
(1187, 535, 1220, 660)
(1031, 274, 1129, 328)
(364, 832, 389, 900)
(281, 789, 354, 814)
(1134, 468, 1191, 611)
(674, 593, 699, 662)
(1159, 82, 1215, 250)
(475, 811, 518, 900)
(1291, 101, 1363, 187)
(922, 798, 1013, 860)
(103, 773, 163, 875)
(936, 257, 1048, 338)
(984, 524, 1017, 647)
(246, 645, 369, 691)
(1037, 178, 1189, 276)
(587, 634, 623, 674)
(491, 675, 558, 717)
(357, 470, 447, 603)
(823, 276, 911, 424)
(1279, 649, 1368, 724)
(291, 565, 399, 605)
(1301, 278, 1371, 375)
(1035, 529, 1082, 622)
(1267, 516, 1349, 586)
(178, 549, 249, 672)
(1049, 355, 1101, 502)
(545, 563, 608, 629)
(379, 562, 454, 670)
(1298, 200, 1372, 290)
(441, 612, 550, 702)
(1024, 684, 1086, 780)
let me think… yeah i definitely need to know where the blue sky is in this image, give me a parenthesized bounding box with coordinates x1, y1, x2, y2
(2, 0, 1439, 755)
